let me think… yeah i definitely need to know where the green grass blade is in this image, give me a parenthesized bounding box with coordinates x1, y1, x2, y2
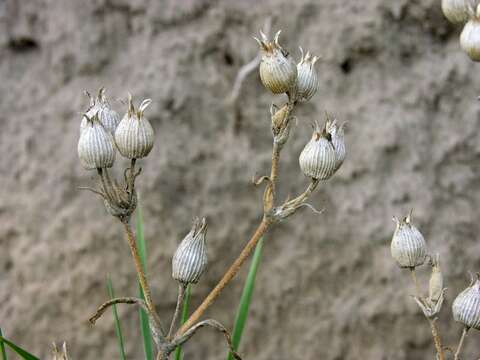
(135, 202, 154, 360)
(106, 277, 127, 360)
(0, 336, 39, 360)
(0, 328, 8, 360)
(174, 285, 191, 360)
(226, 237, 264, 360)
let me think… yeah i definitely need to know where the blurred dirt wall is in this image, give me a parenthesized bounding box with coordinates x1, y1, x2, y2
(1, 0, 480, 359)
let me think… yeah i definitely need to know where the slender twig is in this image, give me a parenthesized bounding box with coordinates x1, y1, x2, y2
(454, 327, 469, 360)
(282, 178, 319, 208)
(122, 221, 164, 332)
(89, 297, 146, 324)
(410, 268, 445, 360)
(176, 217, 271, 336)
(168, 283, 186, 339)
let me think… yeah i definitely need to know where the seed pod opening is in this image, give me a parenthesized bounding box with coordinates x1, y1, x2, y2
(255, 30, 297, 94)
(390, 211, 427, 269)
(172, 217, 208, 285)
(442, 0, 477, 24)
(115, 94, 155, 159)
(299, 119, 337, 180)
(460, 11, 480, 61)
(429, 254, 444, 303)
(80, 88, 120, 135)
(452, 274, 480, 330)
(77, 113, 116, 170)
(294, 47, 319, 102)
(325, 117, 346, 172)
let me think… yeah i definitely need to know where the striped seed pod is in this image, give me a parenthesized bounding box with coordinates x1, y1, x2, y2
(295, 47, 319, 102)
(442, 0, 476, 24)
(172, 217, 208, 285)
(80, 88, 120, 135)
(254, 30, 297, 94)
(77, 113, 116, 170)
(390, 211, 427, 269)
(115, 94, 154, 159)
(460, 7, 480, 61)
(452, 274, 480, 330)
(299, 120, 337, 180)
(325, 117, 346, 172)
(429, 254, 444, 303)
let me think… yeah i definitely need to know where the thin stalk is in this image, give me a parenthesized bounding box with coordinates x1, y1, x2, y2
(122, 221, 163, 330)
(454, 327, 468, 360)
(174, 285, 191, 360)
(168, 284, 186, 339)
(176, 218, 271, 336)
(106, 278, 127, 360)
(410, 268, 422, 298)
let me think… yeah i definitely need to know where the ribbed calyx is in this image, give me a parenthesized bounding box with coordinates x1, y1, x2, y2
(390, 211, 427, 269)
(172, 217, 208, 285)
(325, 117, 346, 171)
(429, 254, 444, 303)
(299, 119, 338, 180)
(442, 0, 478, 24)
(453, 274, 480, 330)
(77, 113, 116, 170)
(294, 47, 319, 101)
(255, 30, 297, 94)
(81, 88, 120, 135)
(115, 93, 155, 159)
(460, 6, 480, 62)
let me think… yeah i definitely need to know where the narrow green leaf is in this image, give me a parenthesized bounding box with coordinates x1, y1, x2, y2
(0, 328, 8, 360)
(0, 336, 39, 360)
(174, 285, 191, 360)
(227, 237, 264, 360)
(106, 277, 127, 360)
(135, 202, 154, 360)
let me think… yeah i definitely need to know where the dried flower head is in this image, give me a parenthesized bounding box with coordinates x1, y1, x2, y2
(172, 217, 208, 285)
(390, 211, 427, 269)
(325, 117, 346, 172)
(452, 273, 480, 330)
(294, 47, 319, 101)
(299, 119, 337, 180)
(115, 94, 155, 159)
(460, 6, 480, 62)
(77, 113, 116, 170)
(254, 30, 297, 94)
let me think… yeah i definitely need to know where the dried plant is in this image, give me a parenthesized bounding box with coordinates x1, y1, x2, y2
(390, 210, 480, 360)
(77, 29, 346, 360)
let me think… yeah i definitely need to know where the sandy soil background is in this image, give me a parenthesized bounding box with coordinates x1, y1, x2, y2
(1, 0, 480, 359)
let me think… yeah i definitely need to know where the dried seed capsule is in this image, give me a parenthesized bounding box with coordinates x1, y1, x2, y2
(442, 0, 476, 24)
(254, 30, 297, 94)
(460, 9, 480, 61)
(115, 94, 154, 159)
(429, 255, 444, 303)
(80, 88, 120, 135)
(299, 120, 337, 180)
(77, 114, 116, 170)
(295, 47, 319, 101)
(172, 218, 208, 285)
(390, 211, 427, 269)
(452, 274, 480, 330)
(325, 117, 346, 172)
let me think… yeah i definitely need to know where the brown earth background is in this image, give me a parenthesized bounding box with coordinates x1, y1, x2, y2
(1, 0, 480, 359)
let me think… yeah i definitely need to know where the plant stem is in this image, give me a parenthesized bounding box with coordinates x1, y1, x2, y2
(410, 268, 444, 360)
(176, 218, 271, 337)
(454, 327, 468, 360)
(122, 221, 163, 330)
(168, 284, 186, 339)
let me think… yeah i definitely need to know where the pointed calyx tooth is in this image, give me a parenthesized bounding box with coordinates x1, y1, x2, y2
(299, 119, 338, 180)
(452, 273, 480, 330)
(172, 217, 208, 285)
(255, 29, 297, 94)
(80, 88, 120, 135)
(78, 113, 116, 170)
(114, 93, 155, 159)
(390, 211, 427, 269)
